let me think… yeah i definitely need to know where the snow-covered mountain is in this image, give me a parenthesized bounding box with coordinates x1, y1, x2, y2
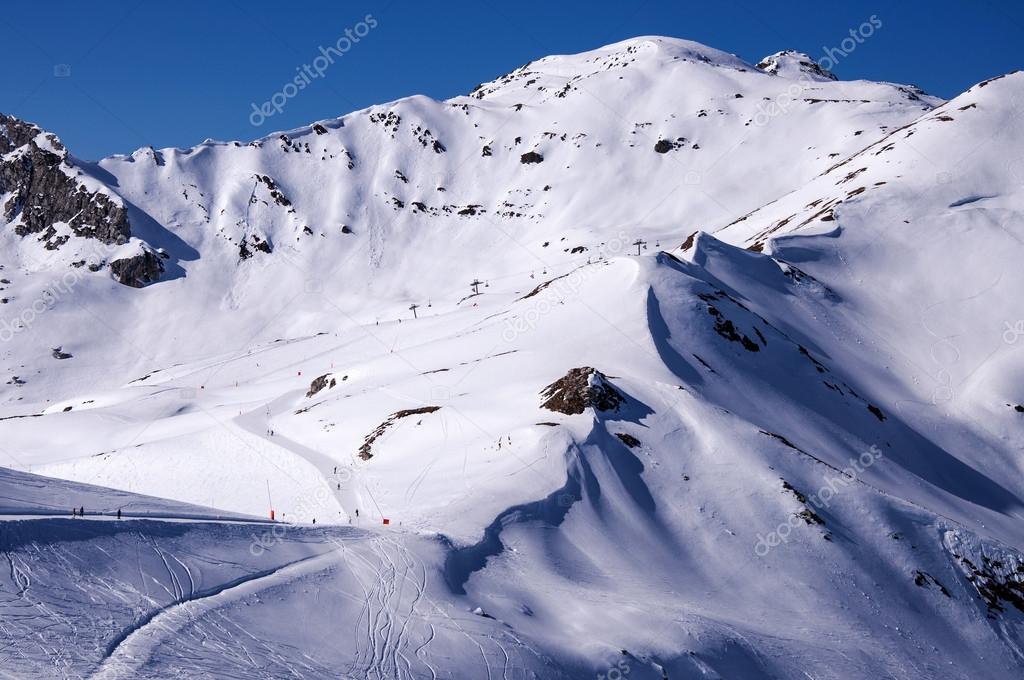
(2, 36, 1023, 678)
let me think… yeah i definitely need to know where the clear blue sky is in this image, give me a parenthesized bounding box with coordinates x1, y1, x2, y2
(2, 1, 1020, 160)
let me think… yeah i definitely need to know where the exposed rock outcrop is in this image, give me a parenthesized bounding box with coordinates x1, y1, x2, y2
(654, 138, 686, 153)
(306, 373, 337, 398)
(614, 432, 640, 448)
(541, 367, 624, 415)
(239, 235, 273, 260)
(756, 51, 837, 82)
(0, 113, 131, 247)
(109, 250, 165, 288)
(359, 406, 441, 460)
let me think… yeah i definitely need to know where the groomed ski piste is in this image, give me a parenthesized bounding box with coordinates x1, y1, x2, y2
(2, 37, 1024, 678)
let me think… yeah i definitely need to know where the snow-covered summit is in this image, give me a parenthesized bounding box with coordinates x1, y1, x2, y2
(469, 36, 759, 103)
(755, 49, 838, 81)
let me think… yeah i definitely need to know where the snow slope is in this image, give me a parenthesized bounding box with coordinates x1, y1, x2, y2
(0, 466, 256, 520)
(1, 36, 1023, 679)
(2, 516, 570, 679)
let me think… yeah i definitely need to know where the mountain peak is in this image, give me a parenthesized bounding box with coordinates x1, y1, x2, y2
(0, 111, 137, 274)
(756, 50, 837, 81)
(0, 112, 67, 157)
(468, 35, 752, 101)
(585, 35, 752, 68)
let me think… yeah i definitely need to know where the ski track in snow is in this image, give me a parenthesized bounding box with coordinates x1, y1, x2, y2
(69, 526, 509, 680)
(233, 390, 358, 523)
(89, 547, 344, 680)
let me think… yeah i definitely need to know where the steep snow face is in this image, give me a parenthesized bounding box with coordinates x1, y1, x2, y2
(2, 35, 1024, 679)
(0, 35, 939, 405)
(708, 71, 1024, 498)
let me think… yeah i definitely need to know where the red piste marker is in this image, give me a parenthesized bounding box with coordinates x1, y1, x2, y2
(382, 518, 390, 525)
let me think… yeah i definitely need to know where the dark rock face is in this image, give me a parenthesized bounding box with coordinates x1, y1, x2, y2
(359, 406, 441, 460)
(255, 174, 291, 207)
(109, 250, 164, 288)
(306, 373, 337, 398)
(950, 551, 1024, 614)
(755, 51, 838, 81)
(541, 367, 624, 415)
(239, 235, 273, 260)
(654, 138, 686, 153)
(913, 570, 951, 597)
(698, 292, 761, 352)
(520, 151, 544, 164)
(0, 114, 131, 247)
(614, 432, 641, 448)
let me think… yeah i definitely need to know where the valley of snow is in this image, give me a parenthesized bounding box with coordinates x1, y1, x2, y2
(1, 37, 1023, 678)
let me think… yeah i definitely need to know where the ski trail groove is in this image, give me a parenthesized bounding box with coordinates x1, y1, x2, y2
(89, 548, 341, 680)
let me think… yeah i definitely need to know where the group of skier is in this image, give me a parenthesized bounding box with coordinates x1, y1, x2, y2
(70, 507, 124, 519)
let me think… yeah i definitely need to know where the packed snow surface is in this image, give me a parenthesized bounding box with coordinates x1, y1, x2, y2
(1, 36, 1023, 678)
